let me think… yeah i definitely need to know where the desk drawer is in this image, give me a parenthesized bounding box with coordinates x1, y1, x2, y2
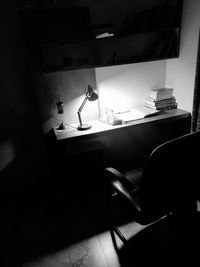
(62, 135, 111, 156)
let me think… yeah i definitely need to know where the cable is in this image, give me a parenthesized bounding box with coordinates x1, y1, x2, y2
(63, 122, 77, 130)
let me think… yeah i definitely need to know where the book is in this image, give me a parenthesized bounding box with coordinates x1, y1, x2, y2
(145, 96, 176, 107)
(144, 102, 178, 110)
(149, 87, 174, 100)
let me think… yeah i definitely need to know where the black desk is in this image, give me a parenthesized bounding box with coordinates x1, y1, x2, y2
(52, 109, 191, 170)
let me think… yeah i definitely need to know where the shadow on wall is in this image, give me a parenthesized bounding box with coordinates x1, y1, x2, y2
(36, 68, 98, 130)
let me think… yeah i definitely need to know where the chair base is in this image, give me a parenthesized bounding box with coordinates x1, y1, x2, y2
(111, 225, 128, 244)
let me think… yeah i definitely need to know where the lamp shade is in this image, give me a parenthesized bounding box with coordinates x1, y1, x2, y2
(87, 85, 98, 101)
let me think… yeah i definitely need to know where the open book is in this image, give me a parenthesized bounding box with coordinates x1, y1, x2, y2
(115, 106, 162, 123)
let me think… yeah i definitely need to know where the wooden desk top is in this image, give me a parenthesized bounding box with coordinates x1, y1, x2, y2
(54, 109, 191, 141)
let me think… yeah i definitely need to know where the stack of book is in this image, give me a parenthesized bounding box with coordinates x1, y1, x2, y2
(144, 87, 178, 111)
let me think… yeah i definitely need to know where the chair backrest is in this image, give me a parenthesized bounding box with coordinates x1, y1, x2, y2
(138, 131, 200, 223)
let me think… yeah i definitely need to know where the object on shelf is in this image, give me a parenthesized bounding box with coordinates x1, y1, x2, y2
(145, 87, 178, 110)
(100, 105, 161, 125)
(145, 102, 178, 111)
(96, 32, 114, 39)
(99, 107, 122, 125)
(149, 87, 174, 100)
(115, 106, 161, 123)
(92, 23, 113, 36)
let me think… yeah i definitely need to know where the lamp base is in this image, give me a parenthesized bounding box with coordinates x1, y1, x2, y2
(77, 123, 91, 131)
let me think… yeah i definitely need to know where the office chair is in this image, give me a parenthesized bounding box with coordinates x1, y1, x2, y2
(104, 131, 200, 245)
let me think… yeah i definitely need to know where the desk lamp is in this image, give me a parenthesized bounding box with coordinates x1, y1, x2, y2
(77, 85, 98, 130)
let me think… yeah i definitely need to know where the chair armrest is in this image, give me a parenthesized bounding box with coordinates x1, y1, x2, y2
(104, 167, 141, 216)
(104, 167, 134, 192)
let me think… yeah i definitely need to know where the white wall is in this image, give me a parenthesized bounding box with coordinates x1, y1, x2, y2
(95, 60, 167, 112)
(166, 0, 200, 112)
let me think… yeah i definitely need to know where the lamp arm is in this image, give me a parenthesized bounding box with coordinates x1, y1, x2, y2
(77, 110, 82, 126)
(77, 96, 88, 126)
(78, 96, 88, 113)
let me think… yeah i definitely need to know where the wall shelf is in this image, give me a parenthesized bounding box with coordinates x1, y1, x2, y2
(21, 1, 183, 73)
(40, 27, 180, 73)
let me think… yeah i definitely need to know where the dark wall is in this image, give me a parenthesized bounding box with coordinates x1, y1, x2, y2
(0, 3, 53, 262)
(0, 1, 49, 188)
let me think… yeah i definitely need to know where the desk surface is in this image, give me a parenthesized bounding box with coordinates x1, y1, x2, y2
(54, 109, 191, 141)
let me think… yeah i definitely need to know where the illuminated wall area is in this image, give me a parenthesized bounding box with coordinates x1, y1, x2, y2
(39, 59, 167, 132)
(96, 60, 167, 113)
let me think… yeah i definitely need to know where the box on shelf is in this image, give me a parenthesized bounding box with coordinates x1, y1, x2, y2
(99, 107, 122, 125)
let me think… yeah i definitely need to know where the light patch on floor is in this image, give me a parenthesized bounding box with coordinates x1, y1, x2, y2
(24, 236, 107, 267)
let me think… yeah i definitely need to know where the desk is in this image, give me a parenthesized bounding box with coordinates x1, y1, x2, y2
(54, 108, 191, 141)
(50, 109, 191, 175)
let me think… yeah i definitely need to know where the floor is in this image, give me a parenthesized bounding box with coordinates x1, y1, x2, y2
(23, 220, 144, 267)
(21, 192, 200, 267)
(21, 130, 200, 267)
